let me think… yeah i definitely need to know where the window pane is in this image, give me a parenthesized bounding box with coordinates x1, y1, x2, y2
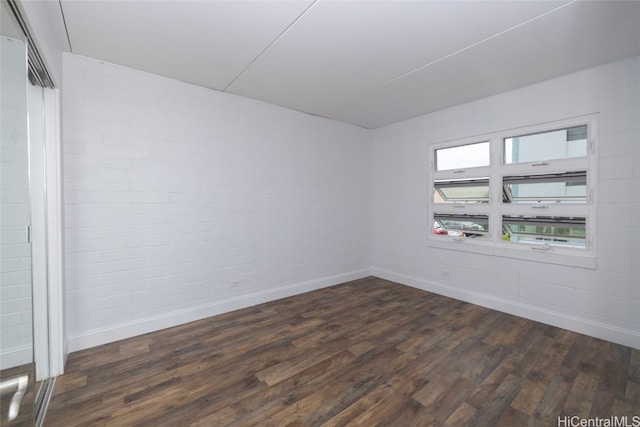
(504, 125, 587, 164)
(434, 213, 489, 238)
(435, 141, 489, 171)
(503, 172, 587, 203)
(502, 215, 585, 248)
(434, 178, 489, 203)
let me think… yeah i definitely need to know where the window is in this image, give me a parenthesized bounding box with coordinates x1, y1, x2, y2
(504, 125, 588, 164)
(429, 116, 596, 262)
(434, 213, 489, 238)
(502, 171, 587, 204)
(434, 178, 489, 204)
(502, 215, 586, 248)
(435, 141, 489, 171)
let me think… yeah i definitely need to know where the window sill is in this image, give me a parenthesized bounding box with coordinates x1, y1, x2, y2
(428, 237, 597, 269)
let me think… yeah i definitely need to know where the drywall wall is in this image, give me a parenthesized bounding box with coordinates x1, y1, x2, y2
(63, 53, 372, 351)
(371, 56, 640, 349)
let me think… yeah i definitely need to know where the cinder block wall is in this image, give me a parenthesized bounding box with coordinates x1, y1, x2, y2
(371, 56, 640, 349)
(62, 53, 372, 351)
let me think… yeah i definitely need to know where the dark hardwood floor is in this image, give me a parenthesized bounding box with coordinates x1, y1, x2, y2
(45, 277, 639, 426)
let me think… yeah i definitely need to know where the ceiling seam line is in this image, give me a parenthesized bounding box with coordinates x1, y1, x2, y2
(322, 0, 578, 112)
(58, 0, 73, 51)
(223, 0, 318, 92)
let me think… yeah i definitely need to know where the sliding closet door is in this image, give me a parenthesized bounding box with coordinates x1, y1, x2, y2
(0, 35, 35, 426)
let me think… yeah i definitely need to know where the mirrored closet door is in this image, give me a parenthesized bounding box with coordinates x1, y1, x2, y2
(2, 1, 57, 423)
(1, 33, 36, 426)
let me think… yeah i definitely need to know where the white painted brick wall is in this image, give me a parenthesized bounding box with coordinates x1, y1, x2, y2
(1, 37, 33, 369)
(62, 53, 638, 351)
(62, 53, 372, 351)
(372, 56, 640, 349)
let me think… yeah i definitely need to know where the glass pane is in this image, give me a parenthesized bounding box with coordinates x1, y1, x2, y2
(433, 213, 489, 238)
(504, 125, 587, 164)
(435, 141, 489, 171)
(1, 35, 35, 425)
(502, 215, 585, 248)
(434, 178, 489, 203)
(1, 36, 32, 369)
(503, 172, 587, 203)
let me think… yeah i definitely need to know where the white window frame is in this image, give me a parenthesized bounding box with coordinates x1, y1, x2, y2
(428, 114, 598, 269)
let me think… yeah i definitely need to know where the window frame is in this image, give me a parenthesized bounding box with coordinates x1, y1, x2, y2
(428, 114, 598, 268)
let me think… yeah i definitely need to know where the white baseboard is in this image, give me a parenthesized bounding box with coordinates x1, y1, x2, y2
(372, 267, 640, 350)
(67, 268, 372, 353)
(67, 266, 639, 353)
(0, 345, 33, 370)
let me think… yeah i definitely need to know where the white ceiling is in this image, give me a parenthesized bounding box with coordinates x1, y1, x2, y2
(57, 0, 640, 129)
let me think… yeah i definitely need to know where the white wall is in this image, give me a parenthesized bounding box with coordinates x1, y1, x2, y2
(63, 51, 639, 352)
(62, 53, 372, 351)
(0, 36, 32, 368)
(372, 56, 640, 349)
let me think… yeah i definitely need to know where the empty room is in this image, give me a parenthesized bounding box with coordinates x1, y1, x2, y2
(1, 0, 639, 425)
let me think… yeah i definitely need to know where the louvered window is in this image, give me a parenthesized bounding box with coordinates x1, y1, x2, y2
(429, 115, 596, 258)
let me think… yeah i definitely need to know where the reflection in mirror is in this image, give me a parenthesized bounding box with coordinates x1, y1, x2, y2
(1, 35, 35, 425)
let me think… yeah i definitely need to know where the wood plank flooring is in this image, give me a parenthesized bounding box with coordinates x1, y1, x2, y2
(45, 277, 640, 426)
